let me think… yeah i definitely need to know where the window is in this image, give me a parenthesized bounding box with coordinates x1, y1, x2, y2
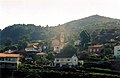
(74, 59, 76, 61)
(6, 58, 10, 61)
(11, 58, 16, 61)
(56, 47, 59, 49)
(97, 49, 99, 52)
(90, 49, 92, 52)
(93, 49, 96, 52)
(66, 63, 68, 65)
(1, 58, 4, 61)
(67, 59, 70, 61)
(56, 59, 59, 61)
(8, 58, 11, 61)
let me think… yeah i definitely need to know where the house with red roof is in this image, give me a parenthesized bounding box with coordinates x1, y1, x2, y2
(88, 45, 103, 54)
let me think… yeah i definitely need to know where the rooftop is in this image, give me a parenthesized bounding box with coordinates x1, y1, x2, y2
(0, 53, 20, 58)
(89, 45, 103, 48)
(26, 45, 38, 49)
(36, 52, 46, 55)
(54, 51, 76, 58)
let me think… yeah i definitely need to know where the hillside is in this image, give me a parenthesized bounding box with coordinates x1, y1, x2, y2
(55, 15, 120, 41)
(1, 15, 120, 44)
(61, 15, 120, 27)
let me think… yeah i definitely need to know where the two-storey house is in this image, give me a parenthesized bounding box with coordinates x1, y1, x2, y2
(0, 53, 21, 70)
(54, 51, 78, 67)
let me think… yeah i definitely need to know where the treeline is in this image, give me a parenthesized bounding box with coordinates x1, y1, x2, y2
(0, 24, 57, 44)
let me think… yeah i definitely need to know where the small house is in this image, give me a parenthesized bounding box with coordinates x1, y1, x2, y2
(25, 45, 38, 52)
(88, 45, 103, 54)
(114, 45, 120, 58)
(54, 51, 78, 67)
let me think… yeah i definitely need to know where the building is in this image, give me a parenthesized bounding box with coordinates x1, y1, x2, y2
(88, 45, 103, 54)
(36, 52, 46, 58)
(36, 52, 47, 65)
(0, 53, 21, 69)
(74, 40, 81, 46)
(52, 39, 60, 52)
(114, 45, 120, 58)
(25, 45, 38, 52)
(54, 51, 78, 67)
(52, 32, 65, 52)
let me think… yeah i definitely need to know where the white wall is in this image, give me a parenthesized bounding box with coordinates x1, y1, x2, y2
(54, 55, 78, 67)
(25, 48, 38, 52)
(114, 46, 120, 58)
(71, 55, 78, 65)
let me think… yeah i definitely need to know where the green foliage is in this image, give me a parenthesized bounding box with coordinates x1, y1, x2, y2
(46, 51, 55, 60)
(4, 45, 17, 51)
(77, 51, 89, 59)
(17, 40, 28, 50)
(80, 30, 90, 50)
(4, 38, 12, 46)
(1, 24, 54, 44)
(0, 45, 5, 50)
(61, 44, 77, 53)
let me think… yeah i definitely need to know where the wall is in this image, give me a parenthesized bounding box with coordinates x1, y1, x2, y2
(114, 46, 120, 58)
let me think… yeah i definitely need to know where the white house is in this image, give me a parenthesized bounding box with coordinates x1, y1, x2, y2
(54, 51, 78, 67)
(0, 53, 21, 69)
(114, 45, 120, 58)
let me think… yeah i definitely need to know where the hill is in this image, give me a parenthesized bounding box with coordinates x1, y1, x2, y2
(60, 15, 119, 28)
(64, 15, 120, 28)
(1, 15, 120, 44)
(55, 15, 120, 41)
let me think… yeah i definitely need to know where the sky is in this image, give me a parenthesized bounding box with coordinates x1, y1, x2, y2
(0, 0, 120, 29)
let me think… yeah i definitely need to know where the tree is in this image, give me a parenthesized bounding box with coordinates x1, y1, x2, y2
(4, 38, 12, 46)
(80, 30, 90, 50)
(17, 35, 31, 50)
(46, 51, 55, 60)
(77, 51, 89, 59)
(17, 40, 28, 50)
(61, 44, 77, 53)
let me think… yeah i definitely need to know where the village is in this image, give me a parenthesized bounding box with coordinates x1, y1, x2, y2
(0, 31, 120, 78)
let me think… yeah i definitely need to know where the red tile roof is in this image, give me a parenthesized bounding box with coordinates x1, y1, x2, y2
(36, 52, 46, 55)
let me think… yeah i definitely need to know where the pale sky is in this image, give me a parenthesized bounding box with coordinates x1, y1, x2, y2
(0, 0, 120, 29)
